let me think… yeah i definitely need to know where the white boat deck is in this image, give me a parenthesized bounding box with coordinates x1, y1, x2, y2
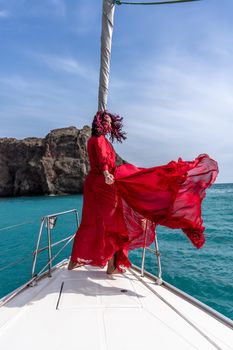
(0, 263, 232, 350)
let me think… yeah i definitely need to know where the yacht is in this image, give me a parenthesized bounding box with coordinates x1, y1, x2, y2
(0, 209, 232, 350)
(1, 1, 232, 349)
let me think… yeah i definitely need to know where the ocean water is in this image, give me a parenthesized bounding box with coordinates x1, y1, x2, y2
(0, 183, 232, 320)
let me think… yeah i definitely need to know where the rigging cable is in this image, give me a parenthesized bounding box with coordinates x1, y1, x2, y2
(115, 0, 202, 5)
(0, 220, 36, 233)
(0, 252, 33, 272)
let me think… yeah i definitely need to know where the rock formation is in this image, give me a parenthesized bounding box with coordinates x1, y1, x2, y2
(0, 126, 125, 197)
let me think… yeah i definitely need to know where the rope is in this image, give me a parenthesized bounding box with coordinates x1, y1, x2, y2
(115, 0, 201, 5)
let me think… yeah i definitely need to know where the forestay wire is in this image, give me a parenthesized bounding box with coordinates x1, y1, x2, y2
(115, 0, 201, 5)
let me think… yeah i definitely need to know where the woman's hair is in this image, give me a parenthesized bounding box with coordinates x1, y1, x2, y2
(91, 111, 127, 143)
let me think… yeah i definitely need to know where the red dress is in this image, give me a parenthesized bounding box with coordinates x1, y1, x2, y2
(70, 135, 218, 271)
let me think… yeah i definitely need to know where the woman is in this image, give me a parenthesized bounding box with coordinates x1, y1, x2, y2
(68, 111, 131, 273)
(68, 111, 218, 274)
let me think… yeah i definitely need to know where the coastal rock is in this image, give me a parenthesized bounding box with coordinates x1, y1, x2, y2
(0, 126, 125, 197)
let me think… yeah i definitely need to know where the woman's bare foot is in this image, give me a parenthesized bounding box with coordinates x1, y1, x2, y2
(107, 267, 126, 274)
(68, 260, 84, 270)
(106, 255, 126, 274)
(106, 256, 115, 274)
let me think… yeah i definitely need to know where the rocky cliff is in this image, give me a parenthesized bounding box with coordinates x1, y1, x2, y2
(0, 126, 124, 197)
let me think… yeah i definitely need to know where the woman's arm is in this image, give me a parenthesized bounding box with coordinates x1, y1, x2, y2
(95, 136, 115, 185)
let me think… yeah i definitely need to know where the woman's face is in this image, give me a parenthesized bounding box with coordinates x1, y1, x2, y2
(102, 115, 112, 133)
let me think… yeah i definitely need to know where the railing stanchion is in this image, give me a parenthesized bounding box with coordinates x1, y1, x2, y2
(154, 234, 162, 285)
(31, 217, 45, 278)
(74, 210, 79, 228)
(31, 209, 78, 280)
(46, 217, 53, 277)
(141, 220, 148, 277)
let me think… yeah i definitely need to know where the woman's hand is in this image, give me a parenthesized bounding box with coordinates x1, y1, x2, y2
(103, 171, 115, 185)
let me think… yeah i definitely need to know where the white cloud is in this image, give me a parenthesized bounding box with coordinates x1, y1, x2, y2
(0, 4, 233, 182)
(0, 74, 98, 138)
(31, 52, 98, 82)
(109, 47, 233, 183)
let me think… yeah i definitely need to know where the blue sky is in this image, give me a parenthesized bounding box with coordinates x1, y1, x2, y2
(0, 0, 233, 183)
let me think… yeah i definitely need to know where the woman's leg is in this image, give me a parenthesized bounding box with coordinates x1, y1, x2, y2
(106, 253, 126, 274)
(106, 255, 115, 274)
(67, 260, 84, 270)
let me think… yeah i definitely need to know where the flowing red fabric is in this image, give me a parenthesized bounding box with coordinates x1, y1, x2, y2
(70, 135, 218, 271)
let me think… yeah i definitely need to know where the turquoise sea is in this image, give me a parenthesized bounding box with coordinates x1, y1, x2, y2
(0, 183, 232, 320)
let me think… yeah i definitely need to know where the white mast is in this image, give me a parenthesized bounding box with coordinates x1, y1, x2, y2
(98, 0, 116, 111)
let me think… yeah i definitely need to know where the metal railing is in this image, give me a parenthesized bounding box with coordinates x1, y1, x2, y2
(140, 220, 162, 285)
(1, 210, 163, 307)
(0, 209, 79, 307)
(31, 209, 79, 280)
